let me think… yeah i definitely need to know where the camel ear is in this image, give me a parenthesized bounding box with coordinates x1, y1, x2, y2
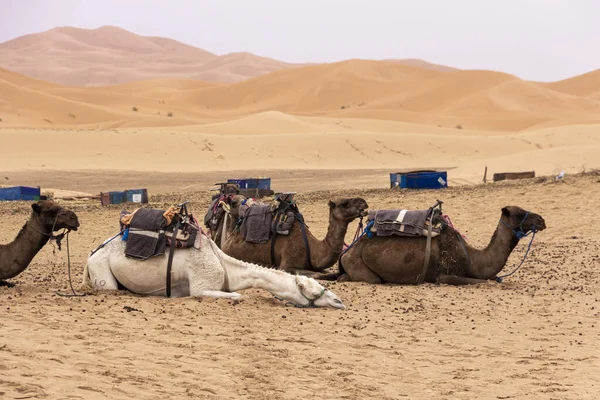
(328, 200, 336, 208)
(32, 203, 42, 214)
(501, 207, 510, 217)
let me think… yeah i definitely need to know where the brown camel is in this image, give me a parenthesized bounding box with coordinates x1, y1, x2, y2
(222, 197, 369, 279)
(338, 205, 546, 285)
(0, 200, 80, 287)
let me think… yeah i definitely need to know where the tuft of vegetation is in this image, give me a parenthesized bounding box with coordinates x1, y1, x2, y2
(132, 106, 138, 112)
(456, 124, 463, 130)
(167, 112, 173, 117)
(68, 113, 76, 119)
(341, 105, 347, 110)
(44, 118, 53, 124)
(0, 117, 2, 122)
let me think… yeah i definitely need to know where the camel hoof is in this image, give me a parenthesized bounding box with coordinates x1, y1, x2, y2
(336, 274, 351, 283)
(0, 280, 16, 288)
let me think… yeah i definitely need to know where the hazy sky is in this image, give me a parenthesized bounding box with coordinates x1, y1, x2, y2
(1, 0, 598, 81)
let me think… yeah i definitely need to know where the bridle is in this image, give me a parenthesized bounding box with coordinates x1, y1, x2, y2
(495, 210, 539, 283)
(500, 211, 538, 240)
(28, 212, 69, 250)
(273, 283, 327, 308)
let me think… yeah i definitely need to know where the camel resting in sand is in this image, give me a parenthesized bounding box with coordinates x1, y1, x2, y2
(1, 200, 80, 287)
(338, 205, 546, 285)
(83, 229, 346, 309)
(222, 197, 368, 279)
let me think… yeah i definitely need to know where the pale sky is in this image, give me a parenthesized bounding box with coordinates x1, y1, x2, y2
(1, 0, 598, 81)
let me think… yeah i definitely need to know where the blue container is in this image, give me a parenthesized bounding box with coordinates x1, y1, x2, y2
(0, 186, 41, 201)
(227, 178, 271, 190)
(390, 171, 448, 189)
(125, 188, 148, 204)
(110, 191, 126, 204)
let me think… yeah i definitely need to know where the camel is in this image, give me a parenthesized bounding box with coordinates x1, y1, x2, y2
(82, 229, 346, 309)
(338, 205, 546, 285)
(221, 197, 369, 279)
(0, 200, 80, 286)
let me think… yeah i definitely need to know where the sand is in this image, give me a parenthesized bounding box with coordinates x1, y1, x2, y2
(1, 173, 599, 399)
(1, 25, 600, 399)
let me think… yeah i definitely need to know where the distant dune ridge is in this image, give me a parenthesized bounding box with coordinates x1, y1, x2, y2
(1, 26, 599, 184)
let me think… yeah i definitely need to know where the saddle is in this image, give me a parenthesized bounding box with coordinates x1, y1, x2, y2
(238, 192, 299, 243)
(120, 202, 200, 260)
(367, 207, 443, 238)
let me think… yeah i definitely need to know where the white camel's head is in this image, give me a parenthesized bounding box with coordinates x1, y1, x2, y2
(292, 275, 346, 309)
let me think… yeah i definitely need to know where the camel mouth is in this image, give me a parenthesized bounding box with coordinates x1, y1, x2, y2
(359, 210, 368, 217)
(332, 302, 346, 310)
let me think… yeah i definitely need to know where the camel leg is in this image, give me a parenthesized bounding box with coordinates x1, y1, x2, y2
(0, 280, 16, 288)
(192, 290, 242, 299)
(436, 274, 489, 286)
(339, 256, 382, 284)
(86, 259, 120, 290)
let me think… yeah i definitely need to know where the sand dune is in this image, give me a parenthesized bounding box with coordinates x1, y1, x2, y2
(0, 26, 303, 86)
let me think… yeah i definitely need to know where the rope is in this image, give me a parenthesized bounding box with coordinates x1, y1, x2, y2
(495, 230, 536, 283)
(55, 233, 86, 297)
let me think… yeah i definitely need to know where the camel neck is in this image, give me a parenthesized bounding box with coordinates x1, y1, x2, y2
(465, 218, 519, 279)
(0, 216, 50, 280)
(309, 210, 350, 269)
(215, 240, 301, 300)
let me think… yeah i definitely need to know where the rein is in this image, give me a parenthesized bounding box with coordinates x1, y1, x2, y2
(28, 215, 84, 297)
(495, 212, 539, 283)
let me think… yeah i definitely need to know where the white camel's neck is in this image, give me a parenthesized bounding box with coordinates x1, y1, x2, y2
(206, 236, 303, 301)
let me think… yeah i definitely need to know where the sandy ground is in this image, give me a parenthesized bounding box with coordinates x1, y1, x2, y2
(1, 171, 599, 399)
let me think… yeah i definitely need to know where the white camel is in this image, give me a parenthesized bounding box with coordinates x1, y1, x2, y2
(82, 230, 346, 309)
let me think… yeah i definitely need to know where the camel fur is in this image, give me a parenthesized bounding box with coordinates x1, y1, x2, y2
(338, 205, 546, 285)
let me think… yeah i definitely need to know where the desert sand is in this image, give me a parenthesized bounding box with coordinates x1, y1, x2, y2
(1, 173, 599, 399)
(1, 25, 600, 399)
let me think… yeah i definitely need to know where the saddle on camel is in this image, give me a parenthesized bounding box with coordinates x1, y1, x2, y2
(203, 182, 240, 237)
(113, 201, 200, 297)
(236, 192, 313, 268)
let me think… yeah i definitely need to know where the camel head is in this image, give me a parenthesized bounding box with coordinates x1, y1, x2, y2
(229, 195, 258, 219)
(31, 200, 80, 233)
(292, 275, 346, 309)
(501, 206, 546, 238)
(328, 197, 369, 222)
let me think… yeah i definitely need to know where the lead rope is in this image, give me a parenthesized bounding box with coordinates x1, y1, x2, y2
(56, 232, 86, 297)
(495, 230, 537, 283)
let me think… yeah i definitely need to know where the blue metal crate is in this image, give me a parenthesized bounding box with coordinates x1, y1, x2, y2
(227, 178, 271, 190)
(0, 186, 41, 201)
(125, 188, 148, 203)
(390, 171, 448, 189)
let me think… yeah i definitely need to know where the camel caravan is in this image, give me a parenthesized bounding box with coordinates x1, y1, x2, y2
(1, 185, 546, 308)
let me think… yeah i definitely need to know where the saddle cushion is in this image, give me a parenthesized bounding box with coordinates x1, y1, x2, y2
(368, 209, 441, 238)
(124, 208, 168, 260)
(240, 204, 272, 243)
